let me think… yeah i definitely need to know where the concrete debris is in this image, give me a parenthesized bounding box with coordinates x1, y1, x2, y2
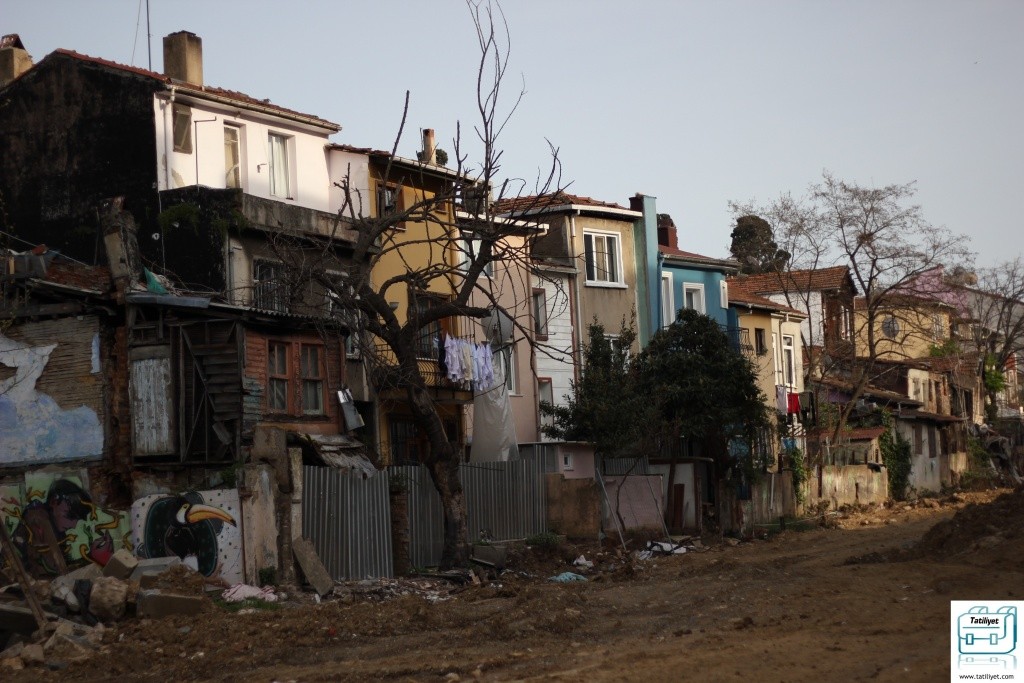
(128, 556, 182, 583)
(0, 640, 24, 659)
(222, 584, 279, 603)
(136, 589, 206, 618)
(20, 642, 44, 665)
(470, 544, 507, 570)
(332, 577, 458, 604)
(549, 572, 587, 583)
(292, 537, 335, 597)
(102, 549, 139, 580)
(88, 576, 129, 622)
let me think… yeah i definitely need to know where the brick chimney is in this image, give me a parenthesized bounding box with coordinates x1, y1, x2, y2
(0, 34, 32, 88)
(163, 31, 203, 85)
(421, 128, 436, 165)
(657, 213, 678, 249)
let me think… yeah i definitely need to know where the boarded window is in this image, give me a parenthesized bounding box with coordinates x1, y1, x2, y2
(130, 346, 175, 456)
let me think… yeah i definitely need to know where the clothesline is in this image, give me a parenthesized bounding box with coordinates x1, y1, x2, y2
(438, 332, 496, 392)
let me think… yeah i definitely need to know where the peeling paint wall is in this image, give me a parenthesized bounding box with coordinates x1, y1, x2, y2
(804, 464, 889, 509)
(1, 320, 105, 466)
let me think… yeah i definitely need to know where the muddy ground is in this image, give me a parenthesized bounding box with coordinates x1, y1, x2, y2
(7, 487, 1023, 682)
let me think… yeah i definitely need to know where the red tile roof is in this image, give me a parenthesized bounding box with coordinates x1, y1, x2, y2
(659, 245, 737, 266)
(729, 266, 854, 296)
(494, 192, 630, 215)
(42, 258, 111, 293)
(41, 49, 339, 130)
(727, 285, 806, 316)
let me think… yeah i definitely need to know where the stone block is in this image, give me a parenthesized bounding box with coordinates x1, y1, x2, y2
(292, 537, 334, 597)
(102, 549, 139, 580)
(136, 590, 206, 618)
(127, 556, 182, 582)
(89, 577, 128, 622)
(21, 642, 44, 665)
(52, 563, 102, 594)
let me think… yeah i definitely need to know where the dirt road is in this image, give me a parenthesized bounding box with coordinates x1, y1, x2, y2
(11, 488, 1023, 682)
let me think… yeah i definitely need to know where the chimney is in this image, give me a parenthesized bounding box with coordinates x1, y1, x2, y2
(657, 213, 678, 249)
(163, 31, 203, 85)
(0, 34, 32, 88)
(421, 128, 436, 165)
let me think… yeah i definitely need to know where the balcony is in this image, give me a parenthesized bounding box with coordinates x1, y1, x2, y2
(725, 326, 755, 357)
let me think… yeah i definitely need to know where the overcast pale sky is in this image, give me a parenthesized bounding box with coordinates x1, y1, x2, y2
(7, 1, 1022, 267)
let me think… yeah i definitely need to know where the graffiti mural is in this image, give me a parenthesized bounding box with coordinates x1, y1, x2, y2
(0, 333, 103, 465)
(0, 471, 131, 576)
(132, 489, 242, 585)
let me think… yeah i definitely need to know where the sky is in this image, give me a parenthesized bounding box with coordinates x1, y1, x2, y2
(6, 1, 1023, 267)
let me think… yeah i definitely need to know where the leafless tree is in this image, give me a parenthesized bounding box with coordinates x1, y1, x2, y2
(267, 0, 565, 568)
(736, 173, 972, 444)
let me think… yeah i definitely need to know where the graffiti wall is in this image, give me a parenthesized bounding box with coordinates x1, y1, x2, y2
(131, 489, 243, 585)
(0, 329, 104, 465)
(0, 470, 132, 576)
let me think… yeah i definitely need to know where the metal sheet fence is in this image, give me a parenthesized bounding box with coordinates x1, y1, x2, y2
(303, 457, 548, 578)
(302, 466, 394, 581)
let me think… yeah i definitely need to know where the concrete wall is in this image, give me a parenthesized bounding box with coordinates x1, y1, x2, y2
(649, 463, 697, 530)
(603, 475, 664, 532)
(545, 472, 601, 539)
(804, 464, 889, 508)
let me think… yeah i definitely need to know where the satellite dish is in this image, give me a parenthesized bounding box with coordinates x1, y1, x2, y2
(481, 307, 513, 344)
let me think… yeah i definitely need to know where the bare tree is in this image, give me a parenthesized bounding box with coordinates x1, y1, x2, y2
(268, 1, 564, 568)
(736, 173, 972, 441)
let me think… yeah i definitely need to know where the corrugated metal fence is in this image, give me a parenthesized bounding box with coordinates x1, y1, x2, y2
(302, 466, 393, 581)
(303, 457, 547, 579)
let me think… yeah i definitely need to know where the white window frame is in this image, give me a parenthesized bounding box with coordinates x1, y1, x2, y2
(224, 124, 242, 189)
(494, 344, 518, 394)
(562, 452, 574, 471)
(719, 280, 729, 309)
(268, 132, 293, 199)
(538, 378, 554, 432)
(660, 272, 675, 328)
(458, 235, 493, 277)
(682, 283, 706, 315)
(782, 334, 796, 388)
(583, 230, 624, 286)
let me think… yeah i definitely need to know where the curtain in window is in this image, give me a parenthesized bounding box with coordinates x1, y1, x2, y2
(269, 134, 289, 197)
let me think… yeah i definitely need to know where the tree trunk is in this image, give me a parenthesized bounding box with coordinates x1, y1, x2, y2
(406, 382, 469, 569)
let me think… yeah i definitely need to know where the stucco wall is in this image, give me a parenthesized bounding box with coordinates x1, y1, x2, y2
(804, 464, 889, 508)
(574, 215, 640, 346)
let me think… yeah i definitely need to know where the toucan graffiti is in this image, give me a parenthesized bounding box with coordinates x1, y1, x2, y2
(131, 489, 242, 584)
(0, 471, 131, 576)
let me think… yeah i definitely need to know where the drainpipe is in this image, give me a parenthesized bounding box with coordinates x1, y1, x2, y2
(569, 211, 584, 382)
(162, 86, 176, 190)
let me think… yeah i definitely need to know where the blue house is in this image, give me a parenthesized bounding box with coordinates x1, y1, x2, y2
(630, 196, 738, 342)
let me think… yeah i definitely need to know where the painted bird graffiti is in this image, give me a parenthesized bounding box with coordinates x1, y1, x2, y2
(140, 494, 236, 576)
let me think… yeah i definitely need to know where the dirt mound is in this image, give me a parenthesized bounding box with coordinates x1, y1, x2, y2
(912, 485, 1024, 564)
(147, 564, 211, 596)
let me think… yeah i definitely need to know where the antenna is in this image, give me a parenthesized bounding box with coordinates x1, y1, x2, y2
(146, 0, 152, 71)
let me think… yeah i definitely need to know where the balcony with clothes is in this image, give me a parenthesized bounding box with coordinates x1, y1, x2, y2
(364, 312, 490, 403)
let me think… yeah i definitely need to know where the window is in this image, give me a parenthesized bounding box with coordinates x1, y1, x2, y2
(267, 342, 289, 412)
(300, 345, 325, 415)
(538, 378, 554, 431)
(377, 183, 398, 217)
(660, 272, 674, 328)
(755, 328, 767, 356)
(172, 104, 192, 153)
(253, 260, 290, 313)
(501, 348, 520, 395)
(415, 295, 446, 359)
(882, 316, 900, 338)
(683, 284, 705, 314)
(532, 289, 548, 338)
(268, 133, 291, 198)
(389, 418, 422, 465)
(562, 453, 574, 471)
(719, 280, 729, 309)
(782, 334, 796, 387)
(932, 314, 944, 341)
(839, 305, 851, 340)
(224, 125, 241, 189)
(459, 236, 493, 277)
(583, 232, 621, 285)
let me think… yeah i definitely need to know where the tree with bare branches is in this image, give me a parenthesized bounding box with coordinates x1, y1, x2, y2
(734, 173, 972, 441)
(267, 1, 564, 568)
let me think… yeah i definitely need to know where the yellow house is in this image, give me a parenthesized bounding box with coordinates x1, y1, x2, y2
(853, 295, 954, 361)
(326, 138, 539, 464)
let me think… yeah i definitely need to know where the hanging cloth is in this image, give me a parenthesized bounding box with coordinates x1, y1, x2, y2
(787, 392, 802, 414)
(776, 386, 788, 415)
(445, 334, 461, 383)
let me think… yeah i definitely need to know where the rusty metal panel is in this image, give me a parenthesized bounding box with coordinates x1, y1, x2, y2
(129, 346, 175, 456)
(302, 466, 393, 580)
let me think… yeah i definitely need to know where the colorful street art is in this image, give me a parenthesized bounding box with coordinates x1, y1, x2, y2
(131, 489, 243, 585)
(0, 470, 132, 576)
(0, 332, 103, 465)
